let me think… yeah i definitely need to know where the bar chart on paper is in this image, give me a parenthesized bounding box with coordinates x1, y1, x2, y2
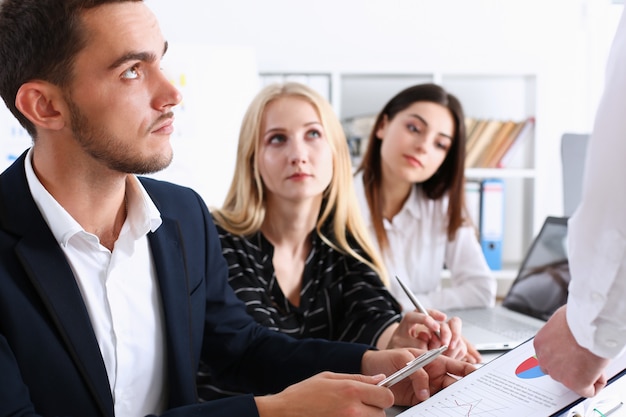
(397, 339, 626, 417)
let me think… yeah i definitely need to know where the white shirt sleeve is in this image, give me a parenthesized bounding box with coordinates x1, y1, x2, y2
(441, 224, 498, 309)
(566, 4, 626, 359)
(354, 172, 496, 311)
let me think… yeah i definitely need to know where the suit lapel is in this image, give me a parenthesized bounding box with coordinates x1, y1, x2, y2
(2, 154, 197, 410)
(17, 237, 114, 416)
(148, 217, 196, 406)
(3, 153, 114, 416)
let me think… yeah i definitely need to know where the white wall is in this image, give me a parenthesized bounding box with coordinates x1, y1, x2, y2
(146, 44, 259, 208)
(146, 0, 622, 229)
(0, 1, 622, 219)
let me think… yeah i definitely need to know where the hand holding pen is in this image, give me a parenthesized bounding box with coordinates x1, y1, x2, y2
(394, 276, 480, 363)
(395, 275, 441, 339)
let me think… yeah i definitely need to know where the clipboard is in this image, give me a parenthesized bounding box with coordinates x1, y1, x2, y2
(557, 370, 626, 417)
(396, 338, 626, 417)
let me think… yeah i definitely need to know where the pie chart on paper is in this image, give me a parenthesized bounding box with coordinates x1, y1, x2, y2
(515, 355, 546, 379)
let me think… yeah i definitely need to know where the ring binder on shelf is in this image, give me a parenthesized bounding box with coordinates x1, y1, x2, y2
(480, 178, 505, 270)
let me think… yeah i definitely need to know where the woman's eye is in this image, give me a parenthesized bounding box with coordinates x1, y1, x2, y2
(408, 124, 421, 133)
(436, 140, 451, 151)
(268, 134, 286, 144)
(307, 129, 322, 139)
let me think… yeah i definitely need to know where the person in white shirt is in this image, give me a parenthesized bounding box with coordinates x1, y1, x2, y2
(534, 4, 626, 398)
(354, 83, 498, 362)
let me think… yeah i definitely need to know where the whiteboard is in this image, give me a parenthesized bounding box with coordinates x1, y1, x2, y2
(148, 43, 260, 208)
(0, 104, 30, 172)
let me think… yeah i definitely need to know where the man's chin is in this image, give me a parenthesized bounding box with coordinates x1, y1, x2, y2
(120, 151, 174, 175)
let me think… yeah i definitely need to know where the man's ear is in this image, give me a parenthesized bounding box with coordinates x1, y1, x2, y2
(15, 81, 67, 131)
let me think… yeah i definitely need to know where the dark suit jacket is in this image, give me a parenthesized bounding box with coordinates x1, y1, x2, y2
(0, 152, 369, 417)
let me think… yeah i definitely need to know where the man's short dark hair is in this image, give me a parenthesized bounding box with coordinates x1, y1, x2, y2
(0, 0, 142, 137)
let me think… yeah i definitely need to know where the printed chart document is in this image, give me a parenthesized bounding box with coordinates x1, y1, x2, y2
(398, 339, 626, 417)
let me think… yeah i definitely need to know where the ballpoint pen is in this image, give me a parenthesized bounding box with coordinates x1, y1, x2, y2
(593, 400, 623, 417)
(395, 275, 441, 339)
(377, 345, 448, 387)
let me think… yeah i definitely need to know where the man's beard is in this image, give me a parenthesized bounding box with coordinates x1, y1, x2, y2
(67, 98, 173, 175)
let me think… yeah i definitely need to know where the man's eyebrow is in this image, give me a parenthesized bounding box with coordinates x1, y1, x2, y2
(108, 41, 169, 70)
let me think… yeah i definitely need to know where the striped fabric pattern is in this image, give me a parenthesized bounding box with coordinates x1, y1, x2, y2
(216, 221, 402, 346)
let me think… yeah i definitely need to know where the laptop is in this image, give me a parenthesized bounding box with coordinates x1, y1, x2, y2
(444, 216, 569, 352)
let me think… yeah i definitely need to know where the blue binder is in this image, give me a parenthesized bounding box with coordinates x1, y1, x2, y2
(479, 178, 505, 270)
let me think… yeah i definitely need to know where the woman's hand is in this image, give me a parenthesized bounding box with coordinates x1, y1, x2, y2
(462, 336, 482, 364)
(384, 310, 471, 361)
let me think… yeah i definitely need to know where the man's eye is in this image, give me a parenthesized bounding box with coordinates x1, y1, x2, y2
(122, 66, 140, 80)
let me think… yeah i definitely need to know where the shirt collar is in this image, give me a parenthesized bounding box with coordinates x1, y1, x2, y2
(24, 148, 162, 247)
(126, 175, 163, 237)
(403, 184, 423, 220)
(380, 184, 422, 233)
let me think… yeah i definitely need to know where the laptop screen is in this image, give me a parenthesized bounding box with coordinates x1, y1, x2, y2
(501, 216, 569, 321)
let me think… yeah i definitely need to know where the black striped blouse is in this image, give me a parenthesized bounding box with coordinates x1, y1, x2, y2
(215, 221, 402, 346)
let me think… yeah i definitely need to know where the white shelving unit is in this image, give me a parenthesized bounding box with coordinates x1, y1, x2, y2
(441, 73, 536, 287)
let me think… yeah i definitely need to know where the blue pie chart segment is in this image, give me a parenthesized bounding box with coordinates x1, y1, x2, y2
(515, 356, 545, 379)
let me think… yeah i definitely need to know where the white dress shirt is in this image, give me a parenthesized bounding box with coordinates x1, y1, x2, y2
(25, 149, 167, 417)
(566, 5, 626, 359)
(354, 172, 496, 312)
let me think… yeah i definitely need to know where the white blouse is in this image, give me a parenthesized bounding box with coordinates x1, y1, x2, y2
(354, 172, 496, 312)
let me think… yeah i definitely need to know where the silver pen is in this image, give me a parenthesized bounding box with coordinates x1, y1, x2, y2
(395, 275, 441, 339)
(376, 345, 448, 387)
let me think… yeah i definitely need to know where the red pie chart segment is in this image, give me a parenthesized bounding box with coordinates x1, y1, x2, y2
(515, 356, 546, 379)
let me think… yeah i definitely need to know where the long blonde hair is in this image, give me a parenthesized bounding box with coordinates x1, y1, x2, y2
(212, 82, 389, 284)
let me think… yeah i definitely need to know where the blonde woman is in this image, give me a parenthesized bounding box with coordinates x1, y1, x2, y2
(196, 82, 472, 400)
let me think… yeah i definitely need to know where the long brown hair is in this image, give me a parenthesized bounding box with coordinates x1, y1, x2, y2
(356, 83, 467, 252)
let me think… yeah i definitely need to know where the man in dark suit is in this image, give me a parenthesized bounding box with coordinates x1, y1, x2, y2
(0, 1, 474, 416)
